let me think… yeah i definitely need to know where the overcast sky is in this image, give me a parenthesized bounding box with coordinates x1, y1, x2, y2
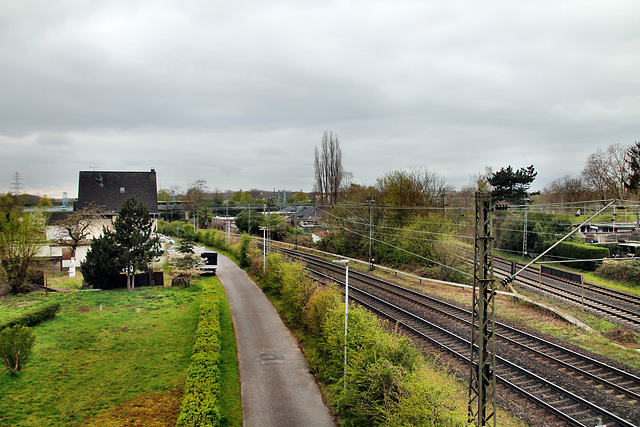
(1, 1, 639, 199)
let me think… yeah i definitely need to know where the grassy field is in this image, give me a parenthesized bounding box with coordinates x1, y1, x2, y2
(0, 275, 239, 426)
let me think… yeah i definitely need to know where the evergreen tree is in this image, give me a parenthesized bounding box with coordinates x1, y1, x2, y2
(625, 140, 640, 196)
(488, 165, 537, 204)
(81, 227, 122, 289)
(113, 197, 162, 291)
(81, 197, 161, 290)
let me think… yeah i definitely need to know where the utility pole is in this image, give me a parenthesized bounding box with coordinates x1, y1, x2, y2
(366, 196, 375, 270)
(468, 191, 497, 426)
(522, 197, 530, 257)
(295, 205, 298, 250)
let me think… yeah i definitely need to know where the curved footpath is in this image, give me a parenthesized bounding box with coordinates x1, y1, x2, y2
(217, 254, 335, 427)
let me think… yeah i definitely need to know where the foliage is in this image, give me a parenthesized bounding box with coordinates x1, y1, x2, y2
(81, 227, 123, 289)
(0, 325, 35, 375)
(376, 168, 450, 211)
(595, 258, 640, 284)
(495, 212, 578, 256)
(0, 302, 60, 331)
(290, 191, 309, 203)
(38, 196, 53, 207)
(234, 210, 262, 235)
(0, 193, 24, 214)
(52, 204, 103, 258)
(252, 252, 469, 426)
(0, 263, 7, 295)
(167, 251, 205, 287)
(488, 165, 537, 204)
(0, 211, 48, 294)
(112, 197, 162, 291)
(319, 206, 467, 282)
(625, 140, 640, 195)
(238, 233, 253, 268)
(549, 241, 609, 271)
(230, 189, 254, 203)
(157, 188, 172, 202)
(176, 283, 222, 427)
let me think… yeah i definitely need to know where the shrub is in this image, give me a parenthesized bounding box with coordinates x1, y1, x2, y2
(0, 325, 36, 375)
(0, 302, 61, 331)
(176, 284, 222, 427)
(238, 233, 253, 268)
(595, 259, 640, 285)
(550, 241, 610, 271)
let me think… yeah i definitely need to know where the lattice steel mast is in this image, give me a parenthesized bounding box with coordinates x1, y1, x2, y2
(468, 191, 498, 426)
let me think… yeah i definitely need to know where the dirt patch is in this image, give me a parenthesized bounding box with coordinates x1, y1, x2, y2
(79, 386, 184, 427)
(77, 306, 92, 312)
(605, 327, 640, 345)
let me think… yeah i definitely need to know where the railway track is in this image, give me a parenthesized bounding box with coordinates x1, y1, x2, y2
(457, 247, 640, 331)
(491, 256, 640, 331)
(275, 246, 640, 426)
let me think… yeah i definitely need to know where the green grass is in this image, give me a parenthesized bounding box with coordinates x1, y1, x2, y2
(0, 283, 203, 426)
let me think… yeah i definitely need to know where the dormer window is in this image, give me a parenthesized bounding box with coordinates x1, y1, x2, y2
(120, 187, 125, 193)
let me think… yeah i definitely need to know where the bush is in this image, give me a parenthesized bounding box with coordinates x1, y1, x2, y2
(176, 284, 222, 427)
(0, 325, 36, 375)
(0, 302, 61, 331)
(252, 250, 469, 426)
(595, 259, 640, 285)
(550, 241, 610, 271)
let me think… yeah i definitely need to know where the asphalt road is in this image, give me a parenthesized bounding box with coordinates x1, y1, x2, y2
(217, 254, 335, 427)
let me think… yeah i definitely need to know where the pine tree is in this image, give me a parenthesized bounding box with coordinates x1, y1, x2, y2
(81, 197, 161, 290)
(113, 197, 162, 291)
(81, 227, 122, 289)
(625, 141, 640, 196)
(488, 165, 537, 204)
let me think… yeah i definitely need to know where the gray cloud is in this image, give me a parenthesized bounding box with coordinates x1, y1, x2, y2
(1, 1, 639, 198)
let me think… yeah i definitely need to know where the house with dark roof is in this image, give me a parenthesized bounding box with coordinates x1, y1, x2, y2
(42, 169, 160, 269)
(76, 169, 158, 216)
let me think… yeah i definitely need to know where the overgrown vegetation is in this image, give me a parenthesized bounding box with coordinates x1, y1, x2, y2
(595, 258, 640, 286)
(247, 249, 469, 426)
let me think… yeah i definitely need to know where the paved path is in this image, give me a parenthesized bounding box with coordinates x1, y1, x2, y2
(217, 255, 335, 427)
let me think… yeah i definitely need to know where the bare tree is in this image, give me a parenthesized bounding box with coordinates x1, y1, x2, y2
(53, 204, 103, 259)
(581, 143, 630, 200)
(314, 131, 344, 204)
(541, 175, 590, 204)
(182, 180, 208, 223)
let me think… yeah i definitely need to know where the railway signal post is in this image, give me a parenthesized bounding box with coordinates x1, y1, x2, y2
(468, 191, 498, 426)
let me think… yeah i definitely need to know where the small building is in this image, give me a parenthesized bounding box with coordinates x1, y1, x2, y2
(579, 222, 639, 244)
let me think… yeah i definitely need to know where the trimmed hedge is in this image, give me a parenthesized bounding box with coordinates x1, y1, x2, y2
(0, 302, 60, 331)
(176, 284, 222, 427)
(550, 241, 610, 271)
